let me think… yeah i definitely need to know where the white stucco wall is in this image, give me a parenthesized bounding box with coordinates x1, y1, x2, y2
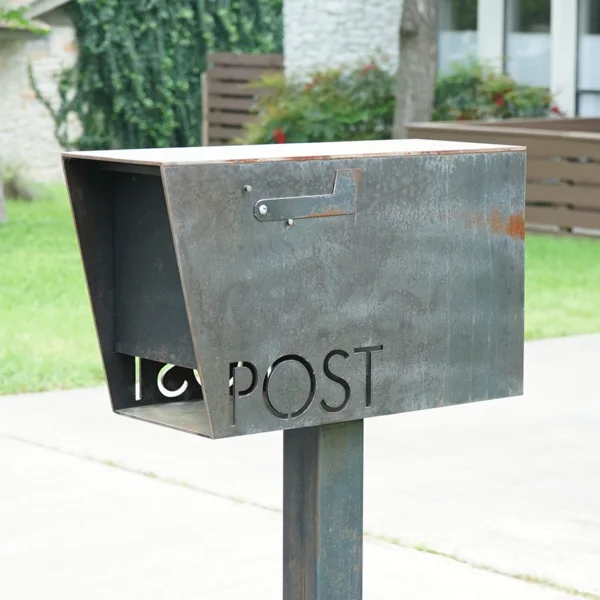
(0, 7, 77, 182)
(283, 0, 402, 77)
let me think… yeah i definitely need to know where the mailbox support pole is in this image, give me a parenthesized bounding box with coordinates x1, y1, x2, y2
(283, 419, 364, 600)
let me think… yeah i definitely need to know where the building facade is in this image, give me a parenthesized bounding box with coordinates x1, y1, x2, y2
(0, 0, 77, 181)
(285, 0, 600, 117)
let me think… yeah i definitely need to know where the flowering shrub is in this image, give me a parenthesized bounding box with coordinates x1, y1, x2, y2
(433, 61, 561, 121)
(237, 60, 563, 145)
(238, 61, 396, 144)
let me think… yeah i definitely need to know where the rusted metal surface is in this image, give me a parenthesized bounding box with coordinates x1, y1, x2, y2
(113, 171, 196, 368)
(63, 140, 525, 439)
(284, 420, 363, 600)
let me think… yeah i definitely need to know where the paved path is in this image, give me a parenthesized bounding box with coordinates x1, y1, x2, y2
(0, 334, 598, 599)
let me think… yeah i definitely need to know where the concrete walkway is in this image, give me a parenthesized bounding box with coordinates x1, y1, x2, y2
(0, 334, 598, 599)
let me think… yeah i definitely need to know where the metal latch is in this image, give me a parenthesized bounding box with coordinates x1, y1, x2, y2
(254, 168, 359, 222)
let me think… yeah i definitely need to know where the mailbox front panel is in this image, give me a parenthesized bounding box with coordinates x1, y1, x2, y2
(160, 150, 525, 438)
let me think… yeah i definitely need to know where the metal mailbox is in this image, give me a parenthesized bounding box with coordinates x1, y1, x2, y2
(62, 139, 525, 440)
(63, 139, 525, 599)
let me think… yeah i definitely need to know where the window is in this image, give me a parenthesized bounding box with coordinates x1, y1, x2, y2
(505, 0, 551, 87)
(578, 0, 600, 116)
(438, 0, 478, 74)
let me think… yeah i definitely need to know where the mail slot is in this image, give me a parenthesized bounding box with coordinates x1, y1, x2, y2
(62, 139, 525, 439)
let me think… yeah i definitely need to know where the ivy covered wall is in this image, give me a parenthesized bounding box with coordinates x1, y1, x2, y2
(36, 0, 283, 150)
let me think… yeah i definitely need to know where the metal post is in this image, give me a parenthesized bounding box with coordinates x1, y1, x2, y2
(283, 420, 364, 600)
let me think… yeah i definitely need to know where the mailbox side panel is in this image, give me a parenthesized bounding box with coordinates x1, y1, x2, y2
(62, 158, 136, 409)
(162, 151, 525, 438)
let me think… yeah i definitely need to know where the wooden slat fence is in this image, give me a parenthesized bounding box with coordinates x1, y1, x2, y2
(407, 118, 600, 237)
(202, 53, 284, 146)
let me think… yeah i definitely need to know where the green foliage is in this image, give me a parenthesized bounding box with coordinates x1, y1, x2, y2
(433, 60, 556, 121)
(237, 60, 558, 145)
(34, 0, 282, 150)
(239, 61, 396, 145)
(0, 5, 49, 34)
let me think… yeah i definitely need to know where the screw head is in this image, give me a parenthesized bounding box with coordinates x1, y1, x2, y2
(244, 184, 253, 192)
(258, 204, 268, 215)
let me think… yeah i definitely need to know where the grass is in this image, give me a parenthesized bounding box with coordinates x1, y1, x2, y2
(525, 234, 600, 340)
(0, 189, 104, 394)
(0, 189, 599, 395)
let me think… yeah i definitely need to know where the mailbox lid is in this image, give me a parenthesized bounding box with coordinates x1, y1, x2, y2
(156, 141, 525, 438)
(62, 138, 524, 166)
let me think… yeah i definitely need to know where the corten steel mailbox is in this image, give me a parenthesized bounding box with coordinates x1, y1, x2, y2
(63, 139, 525, 599)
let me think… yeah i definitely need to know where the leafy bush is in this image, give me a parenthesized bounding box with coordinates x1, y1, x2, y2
(433, 61, 557, 121)
(33, 0, 283, 150)
(238, 61, 396, 144)
(238, 60, 561, 144)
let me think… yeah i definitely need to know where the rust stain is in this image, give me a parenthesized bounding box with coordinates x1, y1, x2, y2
(228, 154, 335, 164)
(469, 209, 525, 240)
(508, 212, 526, 240)
(307, 208, 347, 218)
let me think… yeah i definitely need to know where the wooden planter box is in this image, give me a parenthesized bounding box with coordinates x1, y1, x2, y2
(407, 118, 600, 236)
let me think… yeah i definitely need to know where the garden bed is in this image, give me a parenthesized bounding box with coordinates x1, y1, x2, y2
(408, 117, 600, 237)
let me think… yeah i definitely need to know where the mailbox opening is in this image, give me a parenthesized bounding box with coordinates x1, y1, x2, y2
(64, 158, 212, 437)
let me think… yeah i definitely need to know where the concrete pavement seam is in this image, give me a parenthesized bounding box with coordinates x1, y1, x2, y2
(3, 432, 598, 600)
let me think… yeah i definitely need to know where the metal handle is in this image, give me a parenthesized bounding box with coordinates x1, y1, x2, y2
(254, 168, 359, 222)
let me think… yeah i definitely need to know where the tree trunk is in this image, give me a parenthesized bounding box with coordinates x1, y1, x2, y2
(392, 0, 438, 139)
(0, 165, 6, 224)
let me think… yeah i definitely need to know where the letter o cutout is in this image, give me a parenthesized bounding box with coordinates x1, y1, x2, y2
(263, 355, 316, 419)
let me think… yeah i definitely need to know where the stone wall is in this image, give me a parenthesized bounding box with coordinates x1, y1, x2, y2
(0, 7, 77, 182)
(283, 0, 402, 77)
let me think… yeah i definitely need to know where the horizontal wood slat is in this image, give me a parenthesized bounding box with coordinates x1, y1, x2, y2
(204, 80, 258, 97)
(208, 66, 280, 82)
(489, 117, 600, 132)
(527, 183, 600, 209)
(208, 52, 284, 68)
(527, 206, 600, 229)
(208, 111, 254, 126)
(208, 126, 241, 141)
(207, 96, 256, 111)
(407, 124, 600, 161)
(527, 159, 600, 186)
(207, 139, 232, 146)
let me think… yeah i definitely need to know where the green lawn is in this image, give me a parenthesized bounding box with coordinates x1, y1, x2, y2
(0, 190, 104, 394)
(526, 234, 600, 340)
(1, 190, 599, 395)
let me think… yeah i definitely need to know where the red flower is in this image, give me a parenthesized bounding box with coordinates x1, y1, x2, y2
(361, 64, 375, 74)
(273, 127, 286, 144)
(551, 105, 564, 116)
(493, 94, 505, 108)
